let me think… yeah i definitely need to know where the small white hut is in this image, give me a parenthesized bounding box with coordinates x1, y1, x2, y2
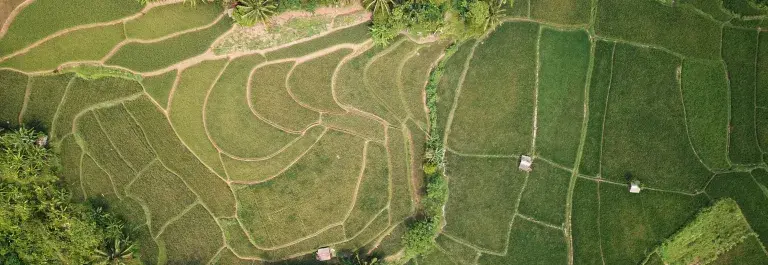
(629, 182, 641, 193)
(316, 247, 333, 261)
(519, 155, 533, 172)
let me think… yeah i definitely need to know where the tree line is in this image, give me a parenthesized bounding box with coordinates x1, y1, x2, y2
(137, 0, 509, 45)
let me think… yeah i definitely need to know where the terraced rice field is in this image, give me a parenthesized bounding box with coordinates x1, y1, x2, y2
(2, 0, 768, 264)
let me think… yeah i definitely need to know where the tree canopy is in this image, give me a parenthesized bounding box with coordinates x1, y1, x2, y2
(0, 128, 135, 265)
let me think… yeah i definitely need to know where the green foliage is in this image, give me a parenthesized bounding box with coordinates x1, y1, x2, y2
(369, 0, 508, 45)
(402, 218, 439, 260)
(0, 128, 56, 184)
(233, 0, 277, 26)
(660, 199, 755, 265)
(398, 172, 446, 261)
(0, 128, 135, 265)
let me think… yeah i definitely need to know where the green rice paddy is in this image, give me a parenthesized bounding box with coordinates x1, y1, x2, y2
(2, 0, 768, 264)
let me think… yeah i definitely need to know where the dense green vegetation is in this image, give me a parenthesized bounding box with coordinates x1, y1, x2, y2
(0, 128, 134, 265)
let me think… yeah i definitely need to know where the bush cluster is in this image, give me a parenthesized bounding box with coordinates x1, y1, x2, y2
(369, 0, 509, 45)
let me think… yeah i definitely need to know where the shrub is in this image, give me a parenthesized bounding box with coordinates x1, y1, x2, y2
(402, 218, 439, 260)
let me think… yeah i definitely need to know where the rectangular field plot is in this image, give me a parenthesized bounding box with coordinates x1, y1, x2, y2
(443, 152, 525, 252)
(80, 154, 118, 197)
(723, 26, 763, 165)
(447, 22, 537, 155)
(142, 70, 177, 108)
(505, 0, 529, 18)
(477, 218, 567, 265)
(168, 59, 228, 176)
(124, 2, 223, 40)
(0, 24, 126, 72)
(535, 28, 589, 166)
(0, 70, 28, 128)
(759, 108, 768, 151)
(388, 128, 415, 222)
(21, 73, 73, 131)
(595, 0, 721, 60)
(266, 225, 346, 260)
(132, 225, 161, 265)
(365, 40, 419, 121)
(223, 126, 325, 182)
(706, 172, 768, 247)
(723, 0, 767, 17)
(321, 112, 385, 142)
(372, 223, 407, 253)
(53, 77, 143, 139)
(571, 178, 603, 265)
(250, 61, 319, 132)
(234, 130, 364, 247)
(212, 248, 253, 265)
(759, 31, 768, 108)
(678, 0, 734, 21)
(517, 160, 571, 226)
(416, 248, 459, 265)
(578, 41, 614, 177)
(681, 60, 731, 170)
(106, 18, 232, 72)
(406, 120, 427, 195)
(96, 104, 156, 172)
(530, 0, 591, 25)
(370, 223, 406, 254)
(435, 234, 480, 265)
(600, 44, 711, 193)
(125, 96, 236, 217)
(334, 45, 401, 126)
(0, 0, 141, 57)
(710, 235, 768, 265)
(343, 142, 390, 237)
(219, 217, 267, 258)
(435, 41, 474, 139)
(338, 210, 389, 250)
(127, 161, 197, 235)
(158, 204, 223, 265)
(599, 183, 708, 265)
(76, 111, 136, 192)
(56, 135, 85, 201)
(287, 48, 351, 113)
(335, 44, 399, 124)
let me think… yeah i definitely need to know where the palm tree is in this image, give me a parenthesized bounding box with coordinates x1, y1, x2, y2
(91, 237, 137, 265)
(364, 0, 395, 16)
(485, 0, 507, 31)
(232, 0, 278, 27)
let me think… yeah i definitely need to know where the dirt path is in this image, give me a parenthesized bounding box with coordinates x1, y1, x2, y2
(0, 0, 31, 39)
